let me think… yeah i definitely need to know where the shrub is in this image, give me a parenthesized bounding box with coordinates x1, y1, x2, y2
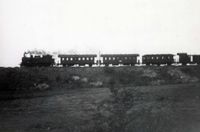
(0, 68, 49, 91)
(103, 67, 115, 74)
(56, 75, 61, 82)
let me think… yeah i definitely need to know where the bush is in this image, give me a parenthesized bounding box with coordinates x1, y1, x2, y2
(56, 75, 61, 82)
(0, 68, 49, 91)
(103, 67, 115, 74)
(32, 83, 49, 91)
(91, 87, 137, 132)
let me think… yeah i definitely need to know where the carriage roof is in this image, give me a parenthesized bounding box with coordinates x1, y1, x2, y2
(58, 54, 97, 58)
(100, 54, 139, 57)
(143, 54, 174, 57)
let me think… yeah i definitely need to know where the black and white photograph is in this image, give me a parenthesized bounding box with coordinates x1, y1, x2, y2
(1, 0, 200, 131)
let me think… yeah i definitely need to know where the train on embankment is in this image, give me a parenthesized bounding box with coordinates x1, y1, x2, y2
(20, 52, 200, 67)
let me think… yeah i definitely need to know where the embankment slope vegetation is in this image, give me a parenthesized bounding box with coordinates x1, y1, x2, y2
(1, 66, 200, 91)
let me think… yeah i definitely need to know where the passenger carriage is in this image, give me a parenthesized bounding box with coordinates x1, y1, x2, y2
(58, 54, 97, 67)
(100, 54, 139, 66)
(142, 54, 174, 66)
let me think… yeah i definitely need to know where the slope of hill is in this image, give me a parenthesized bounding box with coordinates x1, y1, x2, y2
(1, 66, 200, 131)
(0, 66, 200, 92)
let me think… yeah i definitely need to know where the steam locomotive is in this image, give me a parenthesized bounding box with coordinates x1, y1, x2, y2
(21, 52, 200, 67)
(20, 52, 54, 67)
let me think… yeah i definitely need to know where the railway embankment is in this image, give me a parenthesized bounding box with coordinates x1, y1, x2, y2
(0, 66, 200, 99)
(1, 66, 200, 131)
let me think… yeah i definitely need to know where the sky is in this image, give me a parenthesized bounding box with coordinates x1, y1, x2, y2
(0, 0, 200, 66)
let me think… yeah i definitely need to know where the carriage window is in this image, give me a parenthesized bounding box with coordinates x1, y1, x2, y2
(83, 58, 85, 60)
(117, 57, 119, 59)
(70, 58, 73, 60)
(91, 57, 93, 60)
(129, 57, 131, 59)
(78, 58, 81, 60)
(125, 57, 127, 60)
(156, 57, 159, 59)
(86, 57, 89, 60)
(113, 57, 115, 60)
(162, 56, 164, 59)
(66, 58, 68, 60)
(152, 57, 154, 59)
(109, 57, 111, 60)
(62, 58, 64, 61)
(168, 56, 170, 59)
(105, 57, 107, 60)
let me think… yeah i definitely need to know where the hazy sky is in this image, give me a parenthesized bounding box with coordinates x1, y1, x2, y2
(1, 0, 200, 66)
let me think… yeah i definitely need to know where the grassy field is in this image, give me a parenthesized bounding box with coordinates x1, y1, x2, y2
(0, 66, 200, 131)
(0, 83, 200, 132)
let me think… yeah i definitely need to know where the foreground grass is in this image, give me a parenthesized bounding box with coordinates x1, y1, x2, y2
(1, 83, 200, 132)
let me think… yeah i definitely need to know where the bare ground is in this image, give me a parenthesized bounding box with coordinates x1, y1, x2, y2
(1, 83, 200, 132)
(0, 88, 110, 132)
